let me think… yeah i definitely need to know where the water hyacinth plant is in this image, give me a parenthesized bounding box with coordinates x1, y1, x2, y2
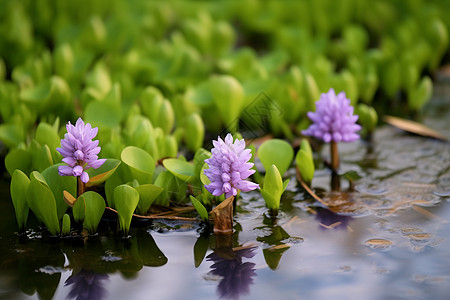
(57, 118, 106, 195)
(204, 133, 259, 198)
(302, 88, 361, 171)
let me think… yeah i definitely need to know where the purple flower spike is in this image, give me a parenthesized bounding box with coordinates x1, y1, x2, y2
(57, 118, 106, 183)
(302, 88, 361, 143)
(204, 134, 259, 198)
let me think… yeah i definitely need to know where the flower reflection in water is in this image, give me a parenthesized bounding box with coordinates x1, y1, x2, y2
(65, 269, 108, 300)
(207, 243, 257, 300)
(315, 207, 352, 230)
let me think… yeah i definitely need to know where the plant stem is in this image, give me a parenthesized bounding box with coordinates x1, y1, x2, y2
(77, 177, 85, 197)
(330, 141, 339, 172)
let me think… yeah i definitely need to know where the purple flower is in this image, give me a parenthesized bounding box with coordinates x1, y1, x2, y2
(57, 118, 106, 183)
(204, 134, 259, 198)
(302, 88, 361, 143)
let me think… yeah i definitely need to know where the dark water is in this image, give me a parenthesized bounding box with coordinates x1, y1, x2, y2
(0, 83, 449, 300)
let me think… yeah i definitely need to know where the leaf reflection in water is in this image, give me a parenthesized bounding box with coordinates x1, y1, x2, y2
(206, 236, 257, 300)
(65, 269, 108, 300)
(314, 207, 352, 230)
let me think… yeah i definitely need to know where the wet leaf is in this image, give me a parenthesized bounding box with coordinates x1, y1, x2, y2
(114, 184, 140, 235)
(163, 158, 195, 182)
(257, 139, 294, 176)
(135, 184, 164, 215)
(86, 159, 121, 187)
(384, 115, 447, 141)
(10, 169, 30, 229)
(190, 195, 209, 222)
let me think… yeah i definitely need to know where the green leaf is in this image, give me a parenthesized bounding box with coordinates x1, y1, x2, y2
(193, 235, 209, 268)
(35, 122, 60, 161)
(261, 164, 283, 210)
(185, 81, 213, 106)
(41, 164, 75, 219)
(61, 214, 71, 235)
(407, 76, 433, 111)
(185, 113, 205, 152)
(0, 123, 25, 148)
(10, 169, 30, 229)
(257, 139, 294, 176)
(85, 100, 121, 129)
(193, 148, 211, 178)
(114, 185, 139, 235)
(27, 177, 60, 235)
(295, 149, 315, 186)
(135, 184, 164, 215)
(86, 159, 121, 187)
(211, 75, 244, 130)
(80, 191, 106, 233)
(190, 195, 208, 222)
(5, 148, 32, 176)
(200, 163, 211, 186)
(121, 146, 155, 184)
(72, 195, 85, 223)
(162, 158, 195, 183)
(157, 100, 175, 134)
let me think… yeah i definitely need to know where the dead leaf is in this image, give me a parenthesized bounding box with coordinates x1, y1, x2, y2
(384, 115, 447, 141)
(209, 196, 234, 235)
(63, 190, 77, 207)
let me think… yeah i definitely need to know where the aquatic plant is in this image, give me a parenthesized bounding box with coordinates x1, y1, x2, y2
(302, 88, 361, 171)
(204, 134, 259, 198)
(57, 118, 106, 195)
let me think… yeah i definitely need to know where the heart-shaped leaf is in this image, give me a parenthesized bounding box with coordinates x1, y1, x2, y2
(114, 184, 139, 235)
(10, 169, 30, 229)
(257, 139, 294, 176)
(121, 146, 155, 184)
(135, 184, 164, 215)
(86, 159, 121, 187)
(163, 158, 195, 183)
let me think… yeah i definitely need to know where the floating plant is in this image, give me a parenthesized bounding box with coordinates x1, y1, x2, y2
(302, 88, 361, 172)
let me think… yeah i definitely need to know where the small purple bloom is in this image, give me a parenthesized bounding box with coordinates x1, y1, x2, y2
(302, 88, 361, 143)
(57, 118, 106, 183)
(204, 134, 259, 198)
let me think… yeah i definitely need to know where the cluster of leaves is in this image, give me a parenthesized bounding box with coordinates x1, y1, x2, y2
(1, 0, 449, 235)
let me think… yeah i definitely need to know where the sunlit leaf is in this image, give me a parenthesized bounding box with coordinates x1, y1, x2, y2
(86, 159, 121, 187)
(257, 139, 294, 176)
(10, 169, 30, 229)
(163, 158, 195, 182)
(114, 184, 139, 235)
(121, 146, 155, 184)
